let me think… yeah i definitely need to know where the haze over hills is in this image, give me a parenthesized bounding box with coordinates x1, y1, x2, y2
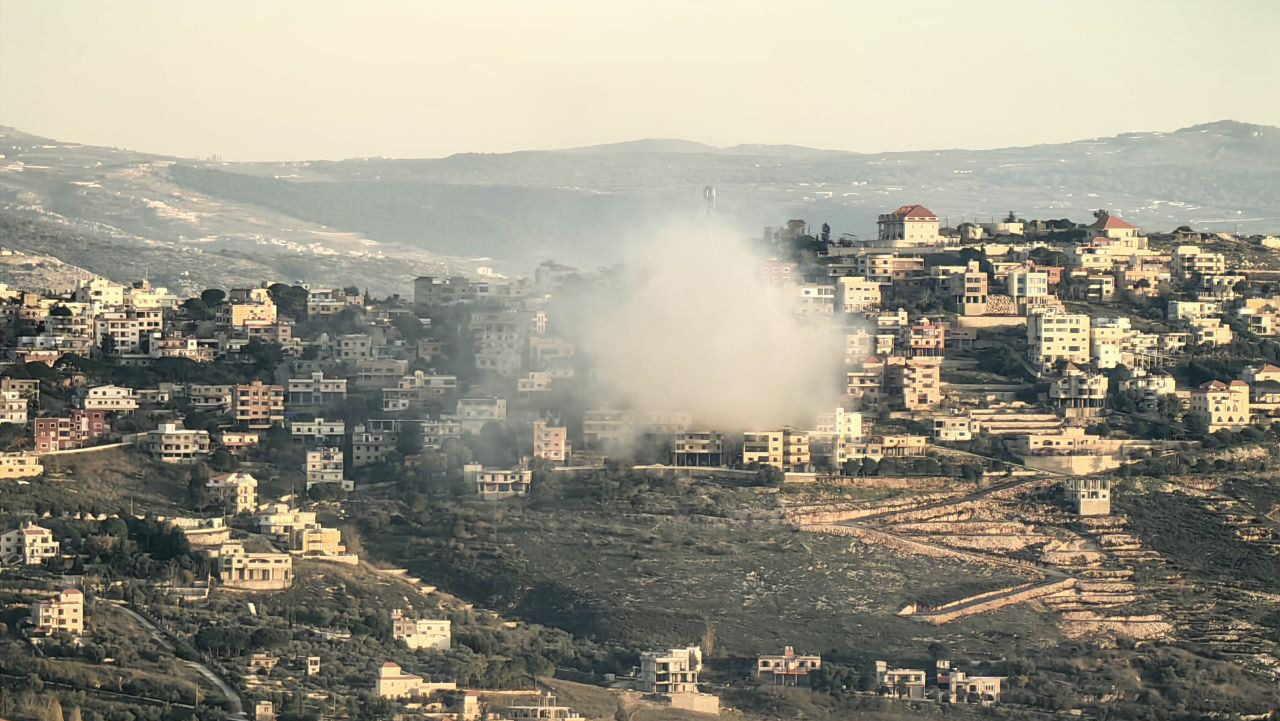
(0, 120, 1277, 295)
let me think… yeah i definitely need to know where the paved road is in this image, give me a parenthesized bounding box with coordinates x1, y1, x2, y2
(113, 602, 247, 720)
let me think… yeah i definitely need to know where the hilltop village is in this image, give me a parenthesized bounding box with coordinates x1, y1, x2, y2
(1, 205, 1279, 721)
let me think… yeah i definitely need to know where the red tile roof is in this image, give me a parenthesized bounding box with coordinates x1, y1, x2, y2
(890, 204, 937, 220)
(1086, 214, 1137, 231)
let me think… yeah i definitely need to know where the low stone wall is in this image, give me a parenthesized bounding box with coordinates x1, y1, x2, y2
(800, 523, 1049, 574)
(910, 577, 1078, 625)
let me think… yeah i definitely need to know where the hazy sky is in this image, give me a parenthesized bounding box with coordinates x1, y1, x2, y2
(2, 0, 1277, 161)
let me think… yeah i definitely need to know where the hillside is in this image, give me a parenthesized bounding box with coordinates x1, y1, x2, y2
(2, 121, 1278, 290)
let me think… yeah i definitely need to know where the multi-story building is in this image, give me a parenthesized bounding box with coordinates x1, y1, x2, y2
(31, 588, 84, 636)
(856, 253, 925, 284)
(1, 522, 60, 565)
(94, 308, 164, 354)
(1027, 310, 1090, 368)
(532, 420, 570, 463)
(187, 384, 234, 412)
(292, 524, 347, 557)
(640, 646, 703, 695)
(286, 372, 347, 408)
(306, 448, 348, 489)
(455, 397, 507, 434)
(352, 424, 396, 467)
(34, 409, 108, 452)
(742, 428, 809, 471)
(756, 647, 821, 687)
(214, 543, 293, 591)
(219, 294, 278, 329)
(898, 318, 946, 357)
(946, 261, 988, 316)
(390, 609, 451, 651)
(233, 381, 285, 430)
(207, 471, 259, 513)
(142, 423, 211, 464)
(382, 371, 458, 411)
(1190, 380, 1251, 432)
(1121, 370, 1177, 411)
(1007, 269, 1049, 303)
(414, 275, 475, 309)
(0, 389, 27, 424)
(1065, 478, 1112, 516)
(1049, 364, 1108, 419)
(1190, 317, 1233, 347)
(334, 334, 374, 362)
(877, 204, 943, 247)
(875, 661, 926, 700)
(835, 276, 883, 315)
(672, 431, 725, 467)
(0, 452, 43, 480)
(1171, 245, 1227, 280)
(793, 283, 835, 317)
(75, 384, 139, 413)
(374, 662, 458, 700)
(885, 356, 942, 410)
(468, 466, 533, 500)
(255, 503, 317, 541)
(355, 358, 409, 389)
(288, 417, 345, 446)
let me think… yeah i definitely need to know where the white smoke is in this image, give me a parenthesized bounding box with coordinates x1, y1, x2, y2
(574, 220, 843, 430)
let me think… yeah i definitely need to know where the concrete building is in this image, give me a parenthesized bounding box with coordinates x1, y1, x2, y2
(31, 588, 84, 636)
(937, 661, 1004, 704)
(34, 409, 107, 452)
(640, 646, 703, 695)
(672, 431, 725, 467)
(469, 466, 533, 500)
(188, 384, 234, 412)
(532, 420, 570, 463)
(1049, 364, 1108, 420)
(0, 452, 44, 480)
(946, 261, 988, 316)
(355, 358, 410, 389)
(414, 275, 475, 309)
(306, 448, 349, 490)
(286, 371, 347, 408)
(292, 524, 348, 557)
(856, 253, 925, 283)
(1171, 245, 1227, 280)
(142, 423, 211, 464)
(233, 381, 285, 430)
(76, 384, 139, 413)
(207, 471, 259, 514)
(1, 522, 60, 565)
(255, 503, 317, 542)
(877, 204, 943, 247)
(1190, 380, 1251, 432)
(352, 423, 396, 467)
(390, 609, 451, 651)
(1027, 310, 1090, 368)
(374, 661, 458, 700)
(898, 319, 946, 357)
(886, 356, 942, 410)
(875, 661, 926, 699)
(835, 276, 882, 314)
(0, 389, 28, 424)
(289, 417, 345, 446)
(214, 543, 293, 591)
(742, 428, 809, 471)
(1065, 477, 1112, 516)
(456, 397, 507, 434)
(755, 647, 821, 687)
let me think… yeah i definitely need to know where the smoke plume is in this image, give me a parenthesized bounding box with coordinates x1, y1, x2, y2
(573, 221, 843, 430)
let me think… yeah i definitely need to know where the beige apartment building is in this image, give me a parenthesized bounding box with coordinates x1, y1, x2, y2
(289, 417, 345, 446)
(532, 420, 570, 463)
(32, 588, 84, 636)
(233, 381, 285, 430)
(1171, 245, 1227, 279)
(207, 471, 259, 514)
(876, 661, 926, 699)
(374, 661, 457, 700)
(946, 261, 989, 316)
(456, 397, 507, 434)
(835, 276, 883, 314)
(76, 384, 139, 412)
(672, 431, 725, 467)
(742, 428, 809, 471)
(142, 423, 211, 464)
(286, 371, 348, 408)
(1049, 364, 1109, 419)
(215, 543, 294, 591)
(292, 524, 347, 557)
(877, 204, 943, 247)
(0, 389, 28, 424)
(0, 452, 43, 480)
(355, 358, 409, 389)
(886, 356, 942, 410)
(1190, 379, 1251, 431)
(468, 466, 533, 500)
(641, 646, 703, 695)
(390, 609, 451, 651)
(1, 522, 60, 565)
(756, 647, 821, 686)
(1027, 310, 1091, 368)
(352, 423, 396, 467)
(306, 448, 348, 489)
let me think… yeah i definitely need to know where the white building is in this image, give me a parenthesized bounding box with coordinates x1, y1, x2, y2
(390, 609, 451, 651)
(1, 522, 60, 565)
(1027, 310, 1090, 368)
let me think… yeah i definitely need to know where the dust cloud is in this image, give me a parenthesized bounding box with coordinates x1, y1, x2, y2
(574, 221, 843, 430)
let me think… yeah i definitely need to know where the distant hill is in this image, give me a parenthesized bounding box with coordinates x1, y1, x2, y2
(1, 120, 1277, 292)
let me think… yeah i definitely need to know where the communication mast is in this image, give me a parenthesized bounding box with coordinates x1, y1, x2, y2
(703, 185, 716, 216)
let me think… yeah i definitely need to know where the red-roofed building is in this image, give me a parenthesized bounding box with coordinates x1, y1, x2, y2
(1084, 211, 1141, 240)
(878, 204, 944, 247)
